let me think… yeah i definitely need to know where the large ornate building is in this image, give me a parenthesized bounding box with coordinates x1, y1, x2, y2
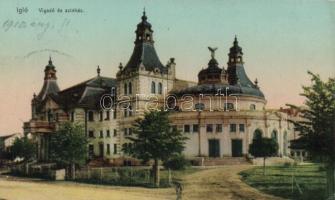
(24, 11, 296, 163)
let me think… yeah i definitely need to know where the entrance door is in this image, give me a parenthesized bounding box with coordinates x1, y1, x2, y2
(231, 139, 243, 157)
(99, 143, 104, 157)
(208, 139, 220, 157)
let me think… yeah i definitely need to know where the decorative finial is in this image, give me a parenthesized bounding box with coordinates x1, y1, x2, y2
(119, 62, 123, 70)
(234, 35, 238, 45)
(97, 65, 101, 76)
(48, 56, 52, 65)
(142, 7, 147, 21)
(208, 47, 218, 59)
(254, 78, 258, 86)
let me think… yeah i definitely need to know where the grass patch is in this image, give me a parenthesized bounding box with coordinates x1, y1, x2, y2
(240, 164, 326, 200)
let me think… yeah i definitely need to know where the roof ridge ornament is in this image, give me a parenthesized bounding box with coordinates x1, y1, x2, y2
(48, 55, 53, 65)
(142, 7, 147, 21)
(208, 46, 218, 59)
(97, 65, 101, 77)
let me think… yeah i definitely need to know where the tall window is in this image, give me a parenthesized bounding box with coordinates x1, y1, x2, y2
(106, 130, 110, 137)
(193, 124, 199, 132)
(184, 125, 190, 133)
(105, 111, 110, 120)
(216, 124, 222, 132)
(128, 82, 132, 94)
(271, 130, 278, 142)
(124, 128, 128, 136)
(151, 81, 156, 94)
(88, 111, 94, 121)
(206, 124, 213, 133)
(124, 83, 127, 94)
(99, 111, 103, 121)
(88, 131, 94, 138)
(128, 106, 133, 117)
(230, 124, 237, 132)
(114, 144, 117, 154)
(100, 130, 103, 138)
(113, 129, 117, 137)
(158, 82, 163, 94)
(106, 144, 110, 155)
(239, 124, 245, 132)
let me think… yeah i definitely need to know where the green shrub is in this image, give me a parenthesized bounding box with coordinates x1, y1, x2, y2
(163, 154, 190, 170)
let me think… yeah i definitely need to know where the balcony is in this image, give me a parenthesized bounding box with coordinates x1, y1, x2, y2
(23, 120, 56, 134)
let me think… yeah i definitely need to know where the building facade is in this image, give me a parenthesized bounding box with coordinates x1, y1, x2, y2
(24, 11, 296, 163)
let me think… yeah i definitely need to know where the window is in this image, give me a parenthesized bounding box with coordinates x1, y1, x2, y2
(193, 124, 199, 132)
(250, 104, 256, 110)
(106, 144, 110, 155)
(151, 81, 156, 94)
(128, 106, 133, 117)
(106, 130, 110, 137)
(88, 111, 94, 121)
(128, 128, 132, 135)
(114, 144, 117, 154)
(184, 125, 190, 133)
(113, 129, 117, 137)
(239, 124, 245, 132)
(88, 131, 94, 138)
(113, 109, 117, 119)
(158, 82, 163, 94)
(128, 82, 132, 94)
(216, 124, 222, 132)
(70, 111, 75, 122)
(99, 111, 103, 121)
(224, 103, 234, 111)
(124, 128, 128, 136)
(230, 124, 236, 132)
(100, 130, 103, 138)
(88, 144, 94, 157)
(206, 124, 213, 133)
(172, 125, 177, 131)
(105, 111, 110, 120)
(124, 83, 127, 94)
(124, 108, 128, 117)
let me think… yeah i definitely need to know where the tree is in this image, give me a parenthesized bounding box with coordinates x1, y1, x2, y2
(49, 122, 87, 180)
(288, 71, 335, 199)
(11, 136, 36, 162)
(249, 134, 278, 175)
(11, 136, 36, 175)
(123, 110, 187, 187)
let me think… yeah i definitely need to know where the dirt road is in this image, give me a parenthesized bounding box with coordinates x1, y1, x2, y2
(0, 165, 283, 200)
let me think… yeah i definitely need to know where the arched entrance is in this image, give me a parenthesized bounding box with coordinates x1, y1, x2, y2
(253, 129, 263, 139)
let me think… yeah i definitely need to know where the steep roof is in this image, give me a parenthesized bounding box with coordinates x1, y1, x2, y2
(38, 76, 116, 111)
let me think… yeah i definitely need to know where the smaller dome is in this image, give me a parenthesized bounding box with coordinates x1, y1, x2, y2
(198, 58, 223, 84)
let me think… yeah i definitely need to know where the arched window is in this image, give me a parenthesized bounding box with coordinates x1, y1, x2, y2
(151, 81, 156, 94)
(128, 82, 132, 94)
(124, 83, 127, 95)
(253, 129, 262, 139)
(271, 130, 278, 142)
(158, 82, 163, 94)
(250, 104, 256, 110)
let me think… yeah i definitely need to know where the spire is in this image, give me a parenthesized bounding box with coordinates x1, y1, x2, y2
(97, 65, 101, 77)
(49, 56, 53, 65)
(142, 7, 147, 21)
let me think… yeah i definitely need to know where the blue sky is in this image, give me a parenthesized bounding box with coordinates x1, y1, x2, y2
(0, 0, 334, 134)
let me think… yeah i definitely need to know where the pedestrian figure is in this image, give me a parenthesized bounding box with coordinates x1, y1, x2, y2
(175, 181, 183, 200)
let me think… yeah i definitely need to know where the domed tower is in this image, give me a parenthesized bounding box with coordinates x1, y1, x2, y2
(36, 57, 60, 101)
(198, 47, 224, 85)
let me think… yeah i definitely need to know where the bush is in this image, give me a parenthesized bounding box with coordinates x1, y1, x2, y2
(163, 154, 190, 170)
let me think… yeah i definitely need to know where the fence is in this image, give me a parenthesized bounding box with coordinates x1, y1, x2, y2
(75, 166, 172, 187)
